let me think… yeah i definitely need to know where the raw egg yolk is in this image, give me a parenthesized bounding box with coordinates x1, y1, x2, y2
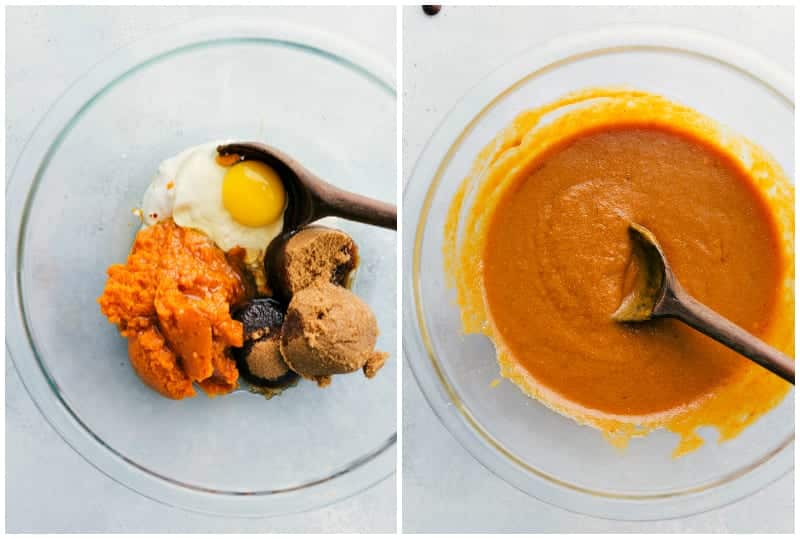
(222, 161, 286, 227)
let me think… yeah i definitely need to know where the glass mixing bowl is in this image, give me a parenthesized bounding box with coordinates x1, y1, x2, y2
(403, 25, 793, 521)
(7, 18, 396, 517)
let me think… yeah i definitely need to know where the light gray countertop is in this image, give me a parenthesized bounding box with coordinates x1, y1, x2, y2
(6, 6, 396, 533)
(402, 5, 793, 533)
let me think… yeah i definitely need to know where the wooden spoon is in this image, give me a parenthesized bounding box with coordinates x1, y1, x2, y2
(217, 142, 395, 302)
(612, 223, 794, 384)
(217, 142, 396, 231)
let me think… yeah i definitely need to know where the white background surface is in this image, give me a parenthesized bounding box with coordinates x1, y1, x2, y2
(5, 6, 396, 533)
(402, 5, 794, 533)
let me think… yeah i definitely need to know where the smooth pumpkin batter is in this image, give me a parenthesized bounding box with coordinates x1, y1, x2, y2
(445, 88, 794, 456)
(99, 219, 246, 399)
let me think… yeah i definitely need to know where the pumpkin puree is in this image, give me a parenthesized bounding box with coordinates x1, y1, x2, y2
(444, 88, 794, 456)
(99, 219, 246, 399)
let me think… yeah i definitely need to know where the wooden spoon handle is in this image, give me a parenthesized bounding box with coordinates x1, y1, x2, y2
(316, 188, 397, 230)
(664, 291, 794, 384)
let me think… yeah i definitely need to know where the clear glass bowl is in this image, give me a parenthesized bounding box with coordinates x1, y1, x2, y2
(7, 18, 396, 517)
(403, 25, 793, 521)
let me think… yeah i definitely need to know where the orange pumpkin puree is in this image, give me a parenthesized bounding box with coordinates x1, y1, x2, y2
(98, 219, 246, 399)
(444, 88, 794, 456)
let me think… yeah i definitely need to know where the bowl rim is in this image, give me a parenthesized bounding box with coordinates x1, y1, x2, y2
(6, 15, 396, 518)
(402, 23, 793, 521)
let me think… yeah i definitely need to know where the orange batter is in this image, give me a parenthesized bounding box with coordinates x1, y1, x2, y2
(445, 89, 794, 455)
(99, 219, 246, 399)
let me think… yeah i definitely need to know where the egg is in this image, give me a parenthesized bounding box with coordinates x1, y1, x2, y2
(140, 145, 192, 226)
(141, 142, 286, 254)
(222, 161, 286, 228)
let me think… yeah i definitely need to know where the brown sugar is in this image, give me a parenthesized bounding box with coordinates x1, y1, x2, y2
(280, 282, 387, 386)
(272, 226, 357, 299)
